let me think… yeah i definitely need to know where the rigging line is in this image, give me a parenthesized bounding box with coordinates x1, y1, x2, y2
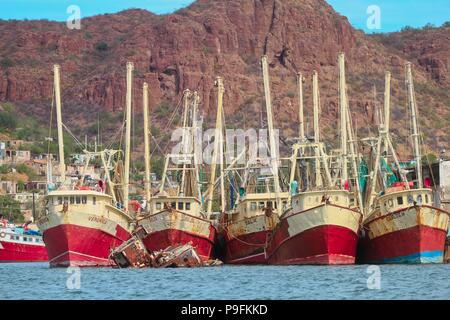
(61, 122, 85, 149)
(150, 135, 165, 157)
(149, 92, 185, 156)
(106, 121, 126, 150)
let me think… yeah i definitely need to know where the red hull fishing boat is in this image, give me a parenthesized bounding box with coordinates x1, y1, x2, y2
(266, 54, 363, 265)
(222, 194, 286, 264)
(360, 64, 449, 264)
(139, 203, 216, 261)
(39, 190, 132, 267)
(37, 64, 135, 267)
(219, 58, 288, 264)
(137, 90, 216, 262)
(266, 191, 362, 265)
(0, 222, 48, 262)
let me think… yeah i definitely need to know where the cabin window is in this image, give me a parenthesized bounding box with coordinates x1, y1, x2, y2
(82, 196, 87, 204)
(417, 195, 423, 204)
(283, 201, 287, 207)
(171, 202, 176, 209)
(23, 237, 27, 242)
(58, 197, 62, 205)
(64, 197, 69, 203)
(258, 202, 265, 209)
(425, 194, 429, 203)
(185, 202, 191, 211)
(93, 197, 96, 205)
(250, 202, 257, 211)
(274, 202, 277, 209)
(76, 197, 81, 204)
(70, 197, 75, 204)
(178, 202, 184, 210)
(397, 197, 404, 205)
(156, 202, 162, 210)
(408, 195, 414, 204)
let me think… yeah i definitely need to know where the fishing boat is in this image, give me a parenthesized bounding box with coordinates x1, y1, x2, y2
(0, 221, 48, 262)
(137, 89, 216, 262)
(36, 63, 135, 267)
(266, 54, 363, 265)
(220, 58, 289, 264)
(359, 64, 449, 264)
(221, 169, 289, 264)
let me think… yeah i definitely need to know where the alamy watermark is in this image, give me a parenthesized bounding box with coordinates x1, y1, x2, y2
(366, 265, 381, 290)
(67, 5, 81, 30)
(367, 5, 381, 30)
(66, 266, 81, 291)
(170, 126, 280, 167)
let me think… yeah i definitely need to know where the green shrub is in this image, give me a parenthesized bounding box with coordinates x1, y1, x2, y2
(0, 165, 10, 174)
(95, 42, 109, 52)
(16, 163, 36, 180)
(0, 109, 17, 131)
(0, 57, 14, 68)
(400, 26, 414, 32)
(0, 195, 23, 223)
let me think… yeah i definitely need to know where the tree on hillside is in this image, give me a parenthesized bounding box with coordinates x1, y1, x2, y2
(0, 195, 23, 223)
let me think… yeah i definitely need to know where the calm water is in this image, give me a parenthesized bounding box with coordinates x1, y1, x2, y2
(1, 263, 449, 300)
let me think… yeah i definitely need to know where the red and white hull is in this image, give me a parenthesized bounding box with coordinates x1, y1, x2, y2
(0, 231, 48, 262)
(42, 223, 130, 267)
(266, 204, 362, 265)
(223, 214, 277, 264)
(138, 210, 216, 261)
(38, 191, 132, 268)
(360, 205, 449, 264)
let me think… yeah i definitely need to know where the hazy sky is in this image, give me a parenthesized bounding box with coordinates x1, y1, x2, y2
(0, 0, 448, 33)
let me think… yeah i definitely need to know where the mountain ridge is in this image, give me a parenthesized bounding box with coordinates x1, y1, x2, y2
(0, 0, 449, 158)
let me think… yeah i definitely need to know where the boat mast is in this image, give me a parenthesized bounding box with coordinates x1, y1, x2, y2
(297, 72, 305, 141)
(312, 71, 322, 188)
(261, 56, 282, 212)
(367, 70, 410, 211)
(53, 64, 66, 184)
(406, 62, 422, 189)
(179, 90, 191, 196)
(143, 82, 151, 209)
(191, 92, 202, 200)
(123, 62, 134, 211)
(340, 53, 364, 212)
(338, 53, 348, 186)
(383, 71, 391, 155)
(207, 77, 225, 214)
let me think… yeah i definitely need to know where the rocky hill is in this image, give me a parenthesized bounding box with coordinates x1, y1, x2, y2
(0, 0, 449, 158)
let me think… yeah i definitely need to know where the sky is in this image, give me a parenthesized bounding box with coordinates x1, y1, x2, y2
(0, 0, 448, 33)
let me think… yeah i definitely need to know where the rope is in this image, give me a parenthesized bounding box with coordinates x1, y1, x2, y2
(61, 123, 85, 149)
